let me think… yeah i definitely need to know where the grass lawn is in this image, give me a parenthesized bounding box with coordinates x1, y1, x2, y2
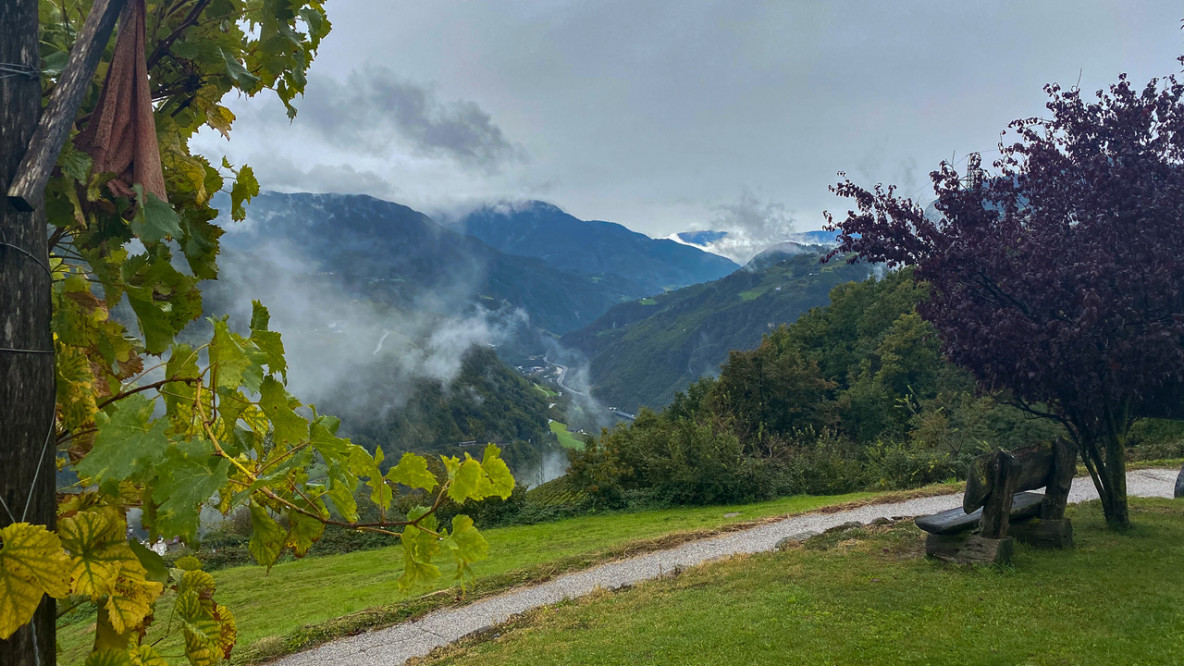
(550, 421, 586, 450)
(426, 498, 1184, 665)
(58, 486, 958, 664)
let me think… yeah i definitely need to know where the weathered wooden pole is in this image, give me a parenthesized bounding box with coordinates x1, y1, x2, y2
(0, 0, 59, 663)
(8, 0, 125, 211)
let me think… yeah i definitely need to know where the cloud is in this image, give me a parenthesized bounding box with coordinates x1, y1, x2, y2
(681, 190, 797, 264)
(252, 161, 399, 200)
(298, 66, 524, 172)
(202, 231, 532, 426)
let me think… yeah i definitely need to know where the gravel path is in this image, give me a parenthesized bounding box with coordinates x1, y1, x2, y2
(273, 468, 1180, 666)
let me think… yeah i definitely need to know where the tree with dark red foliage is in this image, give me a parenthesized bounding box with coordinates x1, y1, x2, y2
(825, 69, 1184, 529)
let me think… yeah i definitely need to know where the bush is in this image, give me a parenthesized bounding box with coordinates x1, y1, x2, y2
(1128, 419, 1184, 461)
(772, 434, 870, 496)
(862, 440, 964, 490)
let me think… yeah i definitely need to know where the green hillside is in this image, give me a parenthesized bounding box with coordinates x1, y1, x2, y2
(561, 251, 872, 411)
(342, 346, 555, 476)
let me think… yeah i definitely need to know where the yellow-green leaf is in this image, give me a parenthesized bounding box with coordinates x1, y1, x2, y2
(447, 457, 484, 504)
(0, 523, 72, 639)
(481, 444, 515, 499)
(387, 452, 438, 492)
(104, 559, 164, 635)
(445, 514, 488, 582)
(248, 502, 284, 569)
(83, 649, 133, 666)
(58, 509, 131, 599)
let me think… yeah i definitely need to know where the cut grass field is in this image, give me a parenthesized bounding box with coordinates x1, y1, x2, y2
(424, 498, 1184, 665)
(549, 420, 586, 450)
(58, 485, 957, 664)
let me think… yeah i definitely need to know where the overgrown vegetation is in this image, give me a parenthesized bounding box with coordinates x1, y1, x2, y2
(568, 269, 1064, 507)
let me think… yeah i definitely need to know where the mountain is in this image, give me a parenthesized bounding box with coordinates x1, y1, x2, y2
(449, 201, 739, 296)
(215, 192, 641, 337)
(743, 242, 832, 271)
(337, 346, 558, 482)
(560, 251, 874, 412)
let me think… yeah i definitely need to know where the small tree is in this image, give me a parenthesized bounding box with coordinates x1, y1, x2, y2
(825, 69, 1184, 529)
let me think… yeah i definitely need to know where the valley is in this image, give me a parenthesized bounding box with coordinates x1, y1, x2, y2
(202, 190, 857, 483)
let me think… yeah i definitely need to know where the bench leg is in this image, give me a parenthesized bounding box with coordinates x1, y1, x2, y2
(1009, 518, 1073, 549)
(926, 533, 1015, 565)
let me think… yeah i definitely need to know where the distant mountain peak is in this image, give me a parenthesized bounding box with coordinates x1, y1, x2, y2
(486, 199, 565, 217)
(450, 201, 739, 296)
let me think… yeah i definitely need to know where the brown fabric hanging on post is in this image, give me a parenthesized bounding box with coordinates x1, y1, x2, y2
(74, 0, 167, 203)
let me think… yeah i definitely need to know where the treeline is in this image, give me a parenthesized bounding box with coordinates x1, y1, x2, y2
(567, 269, 1063, 506)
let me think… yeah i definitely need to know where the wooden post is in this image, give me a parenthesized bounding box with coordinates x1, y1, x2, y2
(0, 1, 58, 664)
(978, 451, 1019, 539)
(6, 0, 126, 212)
(1040, 438, 1077, 520)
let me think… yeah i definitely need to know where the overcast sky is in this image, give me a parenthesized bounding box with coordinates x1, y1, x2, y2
(194, 1, 1184, 239)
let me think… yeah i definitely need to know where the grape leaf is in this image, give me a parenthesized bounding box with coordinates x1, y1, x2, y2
(398, 508, 441, 590)
(447, 457, 484, 504)
(387, 452, 438, 492)
(248, 502, 285, 569)
(151, 439, 231, 542)
(76, 394, 170, 495)
(481, 444, 515, 499)
(444, 514, 488, 582)
(285, 510, 325, 558)
(58, 509, 131, 599)
(210, 319, 251, 391)
(83, 650, 133, 666)
(0, 523, 72, 640)
(230, 165, 260, 221)
(258, 377, 307, 444)
(131, 189, 182, 244)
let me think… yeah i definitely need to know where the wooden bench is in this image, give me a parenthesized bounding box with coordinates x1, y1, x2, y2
(915, 439, 1077, 565)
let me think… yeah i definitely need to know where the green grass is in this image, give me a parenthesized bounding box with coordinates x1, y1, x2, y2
(550, 421, 585, 450)
(427, 498, 1184, 665)
(737, 287, 766, 302)
(533, 383, 558, 398)
(638, 298, 657, 306)
(58, 487, 954, 664)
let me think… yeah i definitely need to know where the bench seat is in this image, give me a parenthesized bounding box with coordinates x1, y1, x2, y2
(914, 491, 1044, 535)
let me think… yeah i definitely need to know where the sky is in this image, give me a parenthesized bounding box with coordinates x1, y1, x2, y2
(194, 1, 1184, 242)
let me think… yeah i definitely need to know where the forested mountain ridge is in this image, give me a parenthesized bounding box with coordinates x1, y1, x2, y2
(561, 251, 874, 412)
(338, 346, 556, 480)
(450, 201, 739, 296)
(217, 192, 641, 336)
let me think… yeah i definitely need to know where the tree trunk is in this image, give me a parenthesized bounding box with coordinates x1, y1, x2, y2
(1099, 431, 1129, 529)
(0, 1, 58, 664)
(1084, 430, 1130, 530)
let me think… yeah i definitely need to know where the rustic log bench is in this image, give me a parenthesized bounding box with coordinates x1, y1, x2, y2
(915, 439, 1077, 565)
